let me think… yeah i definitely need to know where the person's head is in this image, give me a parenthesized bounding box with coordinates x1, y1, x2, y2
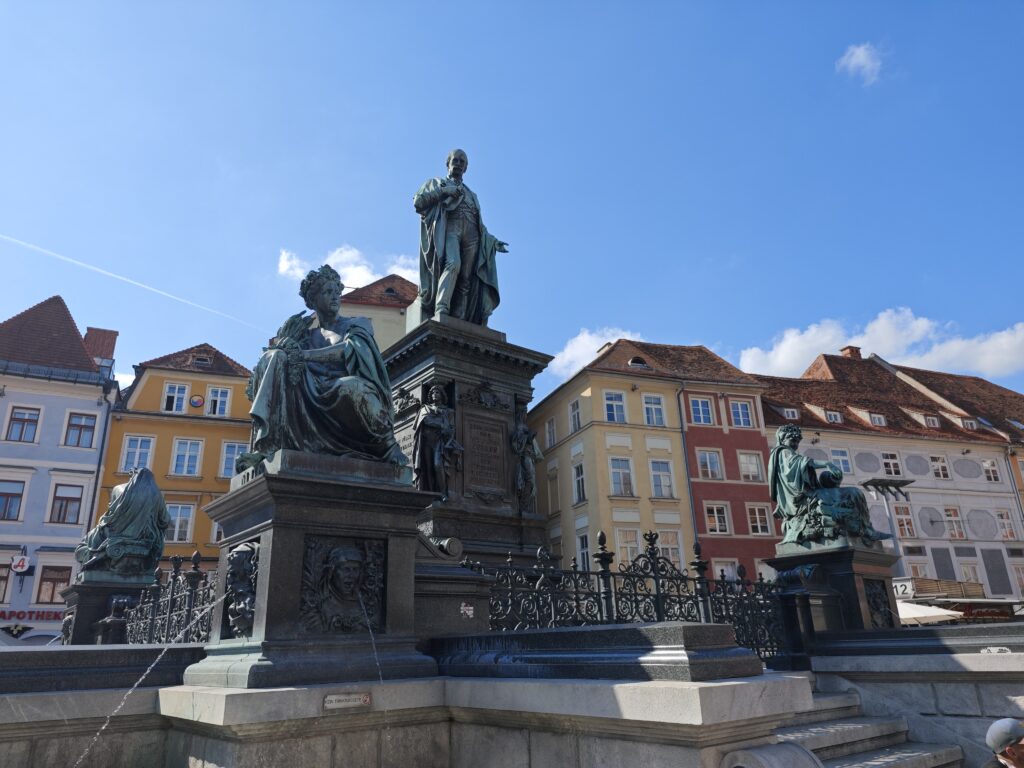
(447, 149, 468, 180)
(326, 545, 364, 598)
(988, 719, 1024, 767)
(776, 424, 803, 449)
(428, 385, 447, 406)
(300, 264, 344, 316)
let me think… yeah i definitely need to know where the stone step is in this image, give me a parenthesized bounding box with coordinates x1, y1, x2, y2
(776, 716, 908, 761)
(787, 691, 862, 726)
(822, 742, 963, 768)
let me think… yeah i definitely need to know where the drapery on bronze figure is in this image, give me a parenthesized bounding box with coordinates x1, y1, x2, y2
(242, 264, 405, 466)
(412, 384, 463, 499)
(769, 424, 892, 547)
(414, 149, 508, 325)
(74, 467, 169, 579)
(510, 405, 542, 515)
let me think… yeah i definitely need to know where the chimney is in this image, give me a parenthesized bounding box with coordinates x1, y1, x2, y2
(840, 345, 862, 360)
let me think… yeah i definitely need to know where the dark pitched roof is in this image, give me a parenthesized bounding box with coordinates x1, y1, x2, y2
(343, 275, 417, 308)
(0, 296, 97, 372)
(138, 343, 250, 378)
(589, 339, 761, 386)
(83, 327, 118, 359)
(894, 364, 1024, 442)
(756, 355, 1005, 443)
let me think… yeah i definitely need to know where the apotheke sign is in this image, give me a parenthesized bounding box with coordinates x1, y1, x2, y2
(0, 610, 63, 621)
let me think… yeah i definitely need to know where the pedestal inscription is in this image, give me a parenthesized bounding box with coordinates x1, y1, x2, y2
(464, 416, 505, 491)
(299, 535, 386, 634)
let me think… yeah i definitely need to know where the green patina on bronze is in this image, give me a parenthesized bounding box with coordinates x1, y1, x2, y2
(241, 264, 405, 467)
(769, 424, 892, 549)
(413, 148, 508, 325)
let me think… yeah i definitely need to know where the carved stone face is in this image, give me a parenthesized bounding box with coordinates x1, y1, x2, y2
(331, 560, 362, 598)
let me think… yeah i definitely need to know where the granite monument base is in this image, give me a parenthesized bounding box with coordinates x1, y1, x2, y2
(767, 543, 900, 632)
(60, 581, 145, 645)
(385, 316, 553, 566)
(182, 450, 438, 688)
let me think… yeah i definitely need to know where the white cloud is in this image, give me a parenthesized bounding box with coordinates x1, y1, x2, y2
(550, 327, 645, 381)
(278, 246, 418, 291)
(114, 371, 135, 389)
(836, 43, 882, 86)
(739, 307, 1024, 380)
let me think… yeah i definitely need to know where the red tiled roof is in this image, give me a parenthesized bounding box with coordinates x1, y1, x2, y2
(756, 355, 1005, 443)
(139, 343, 250, 378)
(343, 275, 417, 308)
(83, 327, 118, 359)
(894, 364, 1024, 442)
(0, 296, 97, 372)
(589, 339, 761, 386)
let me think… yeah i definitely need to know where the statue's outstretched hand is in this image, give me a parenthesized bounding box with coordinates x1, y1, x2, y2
(496, 241, 509, 253)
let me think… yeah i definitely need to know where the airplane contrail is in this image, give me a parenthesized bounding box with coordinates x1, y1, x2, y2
(0, 233, 268, 332)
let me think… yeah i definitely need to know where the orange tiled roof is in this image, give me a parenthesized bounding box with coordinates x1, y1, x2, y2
(343, 275, 417, 308)
(589, 339, 761, 386)
(139, 343, 250, 378)
(83, 327, 118, 359)
(0, 296, 98, 372)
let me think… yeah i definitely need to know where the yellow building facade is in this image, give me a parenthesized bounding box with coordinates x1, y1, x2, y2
(95, 343, 251, 567)
(529, 342, 695, 571)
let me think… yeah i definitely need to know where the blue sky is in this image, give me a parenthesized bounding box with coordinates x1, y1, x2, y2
(1, 3, 1022, 400)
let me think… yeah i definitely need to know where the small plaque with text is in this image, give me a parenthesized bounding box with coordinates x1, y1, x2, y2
(323, 692, 372, 710)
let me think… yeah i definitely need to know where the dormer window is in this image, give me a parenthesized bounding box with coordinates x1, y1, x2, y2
(627, 356, 649, 369)
(925, 416, 940, 428)
(962, 418, 977, 430)
(783, 408, 799, 420)
(193, 355, 212, 368)
(826, 410, 843, 424)
(870, 413, 887, 427)
(383, 287, 398, 297)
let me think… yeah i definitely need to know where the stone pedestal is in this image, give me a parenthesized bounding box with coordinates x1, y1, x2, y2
(61, 581, 145, 645)
(182, 450, 438, 688)
(384, 316, 552, 565)
(767, 543, 900, 632)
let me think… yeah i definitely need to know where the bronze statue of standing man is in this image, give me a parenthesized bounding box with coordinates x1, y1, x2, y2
(414, 149, 508, 326)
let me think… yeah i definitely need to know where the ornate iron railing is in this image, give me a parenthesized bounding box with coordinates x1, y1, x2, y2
(464, 531, 786, 661)
(125, 552, 218, 644)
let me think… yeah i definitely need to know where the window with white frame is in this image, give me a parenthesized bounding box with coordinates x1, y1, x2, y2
(649, 460, 674, 498)
(121, 435, 154, 471)
(830, 448, 852, 474)
(730, 400, 753, 428)
(207, 387, 231, 417)
(577, 533, 590, 568)
(609, 457, 634, 496)
(996, 509, 1017, 540)
(604, 392, 626, 423)
(0, 564, 8, 602)
(0, 480, 25, 521)
(64, 413, 97, 448)
(572, 463, 586, 504)
(690, 397, 713, 425)
(783, 408, 799, 420)
(166, 504, 194, 543)
(747, 505, 771, 536)
(172, 439, 203, 476)
(163, 383, 188, 413)
(545, 418, 556, 448)
(826, 410, 843, 424)
(697, 449, 724, 480)
(962, 418, 977, 430)
(50, 484, 83, 524)
(36, 566, 72, 604)
(909, 562, 931, 578)
(712, 559, 739, 581)
(656, 529, 682, 567)
(882, 452, 902, 476)
(944, 507, 966, 540)
(983, 459, 1001, 482)
(569, 400, 581, 433)
(894, 504, 915, 538)
(930, 455, 951, 480)
(211, 522, 224, 543)
(615, 528, 641, 562)
(643, 395, 665, 427)
(925, 416, 940, 428)
(870, 413, 887, 427)
(221, 442, 249, 478)
(705, 503, 730, 534)
(755, 560, 778, 580)
(738, 451, 764, 482)
(6, 407, 40, 442)
(960, 562, 980, 584)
